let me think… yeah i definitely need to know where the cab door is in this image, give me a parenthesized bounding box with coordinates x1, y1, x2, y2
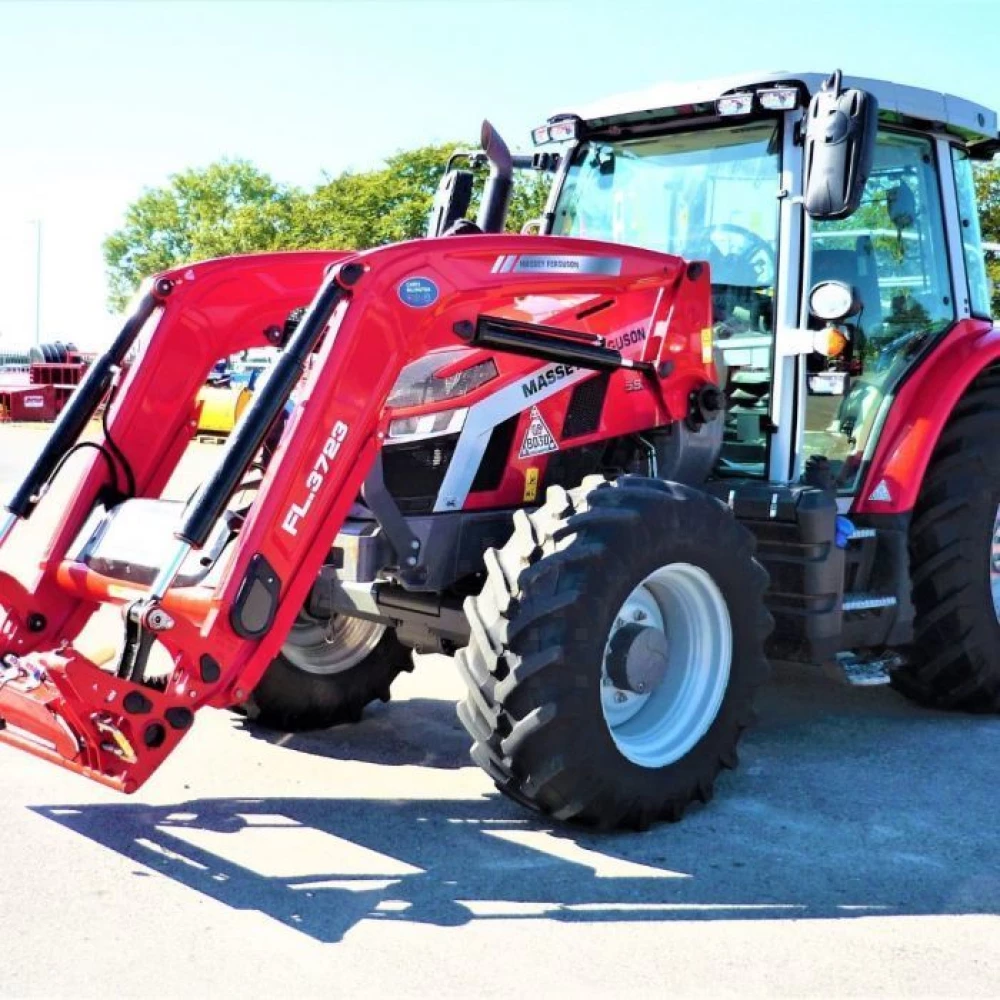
(799, 129, 957, 494)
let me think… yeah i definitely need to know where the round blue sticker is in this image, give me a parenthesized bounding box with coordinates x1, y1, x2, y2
(397, 275, 439, 308)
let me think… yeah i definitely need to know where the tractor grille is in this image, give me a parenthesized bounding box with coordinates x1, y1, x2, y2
(470, 416, 518, 493)
(562, 373, 610, 439)
(382, 434, 460, 513)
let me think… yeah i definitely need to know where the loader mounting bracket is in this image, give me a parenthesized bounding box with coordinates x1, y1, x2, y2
(114, 599, 176, 684)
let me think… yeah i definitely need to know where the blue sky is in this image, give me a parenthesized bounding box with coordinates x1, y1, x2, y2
(1, 0, 998, 348)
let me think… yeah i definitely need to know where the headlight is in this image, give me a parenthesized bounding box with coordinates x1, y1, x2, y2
(388, 407, 468, 441)
(809, 280, 858, 322)
(387, 349, 498, 408)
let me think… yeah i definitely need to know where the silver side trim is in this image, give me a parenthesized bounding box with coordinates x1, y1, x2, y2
(433, 362, 589, 512)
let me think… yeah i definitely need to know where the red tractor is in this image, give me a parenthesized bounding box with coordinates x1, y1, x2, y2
(0, 70, 997, 830)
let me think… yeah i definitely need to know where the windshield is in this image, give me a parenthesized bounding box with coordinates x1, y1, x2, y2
(551, 121, 782, 477)
(551, 122, 780, 313)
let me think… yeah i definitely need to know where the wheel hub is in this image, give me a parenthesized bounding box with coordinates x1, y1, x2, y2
(606, 623, 670, 694)
(282, 612, 386, 676)
(600, 562, 733, 769)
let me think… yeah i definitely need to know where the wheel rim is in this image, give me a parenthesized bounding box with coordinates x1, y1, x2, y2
(600, 562, 732, 769)
(990, 505, 1000, 621)
(282, 612, 386, 676)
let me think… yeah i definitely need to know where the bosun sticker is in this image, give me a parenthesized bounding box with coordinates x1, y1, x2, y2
(519, 406, 558, 460)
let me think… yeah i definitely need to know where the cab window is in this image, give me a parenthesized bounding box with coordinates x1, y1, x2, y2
(805, 130, 955, 493)
(952, 146, 992, 318)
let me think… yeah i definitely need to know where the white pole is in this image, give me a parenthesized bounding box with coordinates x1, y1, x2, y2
(33, 220, 42, 346)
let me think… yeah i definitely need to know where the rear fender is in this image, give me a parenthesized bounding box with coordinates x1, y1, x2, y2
(853, 318, 1000, 515)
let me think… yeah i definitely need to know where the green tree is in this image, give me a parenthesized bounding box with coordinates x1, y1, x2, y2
(103, 160, 296, 310)
(104, 144, 552, 311)
(282, 143, 461, 250)
(974, 159, 1000, 314)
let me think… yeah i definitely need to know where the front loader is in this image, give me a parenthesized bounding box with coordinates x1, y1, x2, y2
(1, 69, 999, 831)
(0, 232, 728, 806)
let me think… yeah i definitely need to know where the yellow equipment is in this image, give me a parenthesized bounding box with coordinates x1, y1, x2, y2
(195, 385, 252, 435)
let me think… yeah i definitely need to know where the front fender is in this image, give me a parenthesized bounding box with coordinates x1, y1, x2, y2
(853, 318, 1000, 515)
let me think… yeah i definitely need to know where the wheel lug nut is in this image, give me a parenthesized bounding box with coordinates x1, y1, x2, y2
(614, 691, 627, 704)
(633, 610, 647, 622)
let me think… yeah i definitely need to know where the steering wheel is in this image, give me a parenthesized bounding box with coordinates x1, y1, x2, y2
(693, 223, 777, 287)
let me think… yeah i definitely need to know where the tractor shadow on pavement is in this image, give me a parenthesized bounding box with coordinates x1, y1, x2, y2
(235, 695, 472, 769)
(35, 666, 1000, 944)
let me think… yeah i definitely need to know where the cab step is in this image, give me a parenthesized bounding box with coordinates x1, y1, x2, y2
(843, 592, 898, 612)
(836, 650, 902, 686)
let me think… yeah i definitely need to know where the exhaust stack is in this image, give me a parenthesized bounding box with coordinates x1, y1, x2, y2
(476, 120, 514, 234)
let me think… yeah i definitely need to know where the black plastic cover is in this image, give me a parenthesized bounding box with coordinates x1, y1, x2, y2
(230, 553, 281, 638)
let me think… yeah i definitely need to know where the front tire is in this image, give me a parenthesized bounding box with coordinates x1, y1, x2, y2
(456, 476, 771, 830)
(245, 613, 412, 732)
(892, 369, 1000, 711)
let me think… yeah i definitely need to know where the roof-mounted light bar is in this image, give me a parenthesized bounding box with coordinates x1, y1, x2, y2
(758, 86, 801, 110)
(717, 92, 754, 116)
(717, 85, 802, 117)
(531, 117, 581, 146)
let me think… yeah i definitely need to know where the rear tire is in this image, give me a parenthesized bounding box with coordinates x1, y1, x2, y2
(892, 369, 1000, 711)
(245, 613, 413, 732)
(455, 476, 771, 830)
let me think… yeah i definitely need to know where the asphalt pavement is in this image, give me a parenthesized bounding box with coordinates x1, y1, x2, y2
(0, 423, 997, 998)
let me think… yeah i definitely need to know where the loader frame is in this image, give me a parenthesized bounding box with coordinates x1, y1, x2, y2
(0, 236, 712, 792)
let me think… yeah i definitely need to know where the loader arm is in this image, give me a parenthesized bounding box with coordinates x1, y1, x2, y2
(0, 236, 708, 793)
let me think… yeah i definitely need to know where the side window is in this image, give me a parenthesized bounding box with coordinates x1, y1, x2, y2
(805, 131, 955, 494)
(952, 147, 992, 318)
(813, 131, 954, 342)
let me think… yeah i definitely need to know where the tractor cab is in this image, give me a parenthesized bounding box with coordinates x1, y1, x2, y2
(532, 70, 995, 496)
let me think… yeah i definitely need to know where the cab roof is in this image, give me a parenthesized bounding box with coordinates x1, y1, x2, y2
(554, 71, 997, 143)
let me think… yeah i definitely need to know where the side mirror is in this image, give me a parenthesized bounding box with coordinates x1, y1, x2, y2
(427, 168, 475, 237)
(803, 71, 878, 221)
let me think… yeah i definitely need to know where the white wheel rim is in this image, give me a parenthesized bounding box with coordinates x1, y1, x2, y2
(282, 612, 386, 676)
(991, 505, 1000, 621)
(600, 562, 733, 769)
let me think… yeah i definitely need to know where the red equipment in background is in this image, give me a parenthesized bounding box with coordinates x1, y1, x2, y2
(0, 346, 93, 422)
(5, 385, 56, 422)
(30, 348, 93, 415)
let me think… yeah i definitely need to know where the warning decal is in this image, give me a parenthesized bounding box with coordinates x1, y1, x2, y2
(523, 467, 540, 502)
(518, 406, 558, 459)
